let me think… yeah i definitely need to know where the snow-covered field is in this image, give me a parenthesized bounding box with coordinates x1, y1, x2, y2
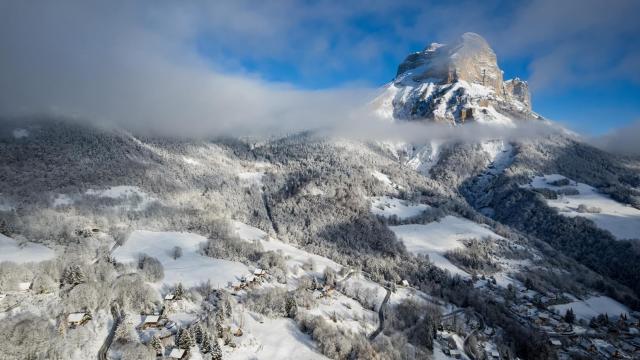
(389, 216, 503, 277)
(112, 230, 248, 289)
(550, 296, 629, 321)
(525, 174, 640, 240)
(226, 315, 327, 360)
(370, 196, 430, 219)
(0, 234, 55, 263)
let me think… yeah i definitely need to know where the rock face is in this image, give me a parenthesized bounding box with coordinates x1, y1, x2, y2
(396, 33, 504, 93)
(374, 32, 538, 124)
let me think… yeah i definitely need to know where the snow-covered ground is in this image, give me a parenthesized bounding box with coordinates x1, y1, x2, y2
(226, 315, 327, 360)
(370, 196, 430, 219)
(237, 171, 265, 187)
(112, 230, 248, 289)
(0, 234, 55, 263)
(389, 216, 503, 277)
(371, 170, 393, 187)
(182, 156, 202, 166)
(525, 174, 640, 240)
(550, 296, 629, 321)
(233, 222, 342, 276)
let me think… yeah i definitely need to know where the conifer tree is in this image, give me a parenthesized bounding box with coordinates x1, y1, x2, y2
(177, 327, 195, 349)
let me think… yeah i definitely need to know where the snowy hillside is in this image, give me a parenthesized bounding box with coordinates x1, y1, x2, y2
(524, 174, 640, 240)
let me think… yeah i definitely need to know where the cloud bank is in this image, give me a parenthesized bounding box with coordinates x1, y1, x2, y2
(0, 1, 637, 139)
(590, 120, 640, 157)
(0, 1, 378, 137)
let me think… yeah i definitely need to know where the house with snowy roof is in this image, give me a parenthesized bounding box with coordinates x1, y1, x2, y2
(67, 312, 91, 327)
(168, 348, 187, 359)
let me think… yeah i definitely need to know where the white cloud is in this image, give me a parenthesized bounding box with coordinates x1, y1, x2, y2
(590, 120, 640, 157)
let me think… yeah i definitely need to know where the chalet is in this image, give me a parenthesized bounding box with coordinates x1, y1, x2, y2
(164, 293, 175, 301)
(253, 268, 266, 277)
(550, 339, 562, 347)
(67, 312, 91, 327)
(230, 281, 243, 291)
(141, 315, 161, 329)
(400, 279, 409, 287)
(168, 348, 187, 359)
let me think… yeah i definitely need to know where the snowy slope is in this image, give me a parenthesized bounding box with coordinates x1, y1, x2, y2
(550, 296, 629, 321)
(233, 221, 341, 275)
(0, 234, 55, 263)
(112, 230, 248, 288)
(389, 216, 503, 277)
(525, 174, 640, 240)
(226, 315, 327, 360)
(370, 196, 430, 219)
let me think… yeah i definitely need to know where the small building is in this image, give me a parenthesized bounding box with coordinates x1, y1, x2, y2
(550, 339, 562, 347)
(450, 350, 462, 359)
(230, 281, 243, 291)
(490, 350, 500, 359)
(141, 315, 161, 329)
(164, 293, 175, 301)
(168, 348, 187, 359)
(67, 312, 91, 327)
(253, 268, 266, 277)
(401, 279, 410, 287)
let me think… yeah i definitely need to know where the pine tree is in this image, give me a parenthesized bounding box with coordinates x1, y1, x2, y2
(150, 335, 163, 356)
(224, 298, 232, 317)
(62, 265, 86, 286)
(564, 308, 575, 324)
(175, 282, 185, 300)
(191, 323, 204, 344)
(285, 293, 297, 318)
(215, 320, 224, 339)
(177, 327, 196, 349)
(115, 315, 136, 343)
(201, 332, 213, 353)
(210, 338, 223, 360)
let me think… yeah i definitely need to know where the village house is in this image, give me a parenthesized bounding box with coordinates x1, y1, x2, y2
(253, 268, 266, 277)
(141, 314, 161, 330)
(168, 348, 188, 359)
(67, 312, 91, 327)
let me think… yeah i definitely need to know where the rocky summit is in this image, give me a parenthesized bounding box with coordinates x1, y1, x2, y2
(374, 32, 538, 124)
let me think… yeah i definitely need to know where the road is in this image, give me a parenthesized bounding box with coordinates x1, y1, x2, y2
(368, 287, 391, 340)
(97, 304, 121, 360)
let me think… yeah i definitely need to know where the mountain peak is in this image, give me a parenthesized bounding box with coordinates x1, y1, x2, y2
(375, 33, 537, 124)
(396, 32, 502, 93)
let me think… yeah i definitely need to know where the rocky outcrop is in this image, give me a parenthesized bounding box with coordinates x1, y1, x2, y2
(504, 78, 531, 111)
(396, 33, 503, 93)
(377, 32, 538, 124)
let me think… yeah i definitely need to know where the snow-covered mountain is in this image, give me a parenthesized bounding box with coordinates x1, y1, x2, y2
(373, 32, 540, 125)
(1, 33, 640, 360)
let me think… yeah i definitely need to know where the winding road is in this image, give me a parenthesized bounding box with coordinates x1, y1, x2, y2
(97, 304, 122, 360)
(368, 287, 391, 340)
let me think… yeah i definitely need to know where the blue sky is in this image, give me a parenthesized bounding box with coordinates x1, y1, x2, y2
(192, 0, 640, 135)
(1, 0, 639, 138)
